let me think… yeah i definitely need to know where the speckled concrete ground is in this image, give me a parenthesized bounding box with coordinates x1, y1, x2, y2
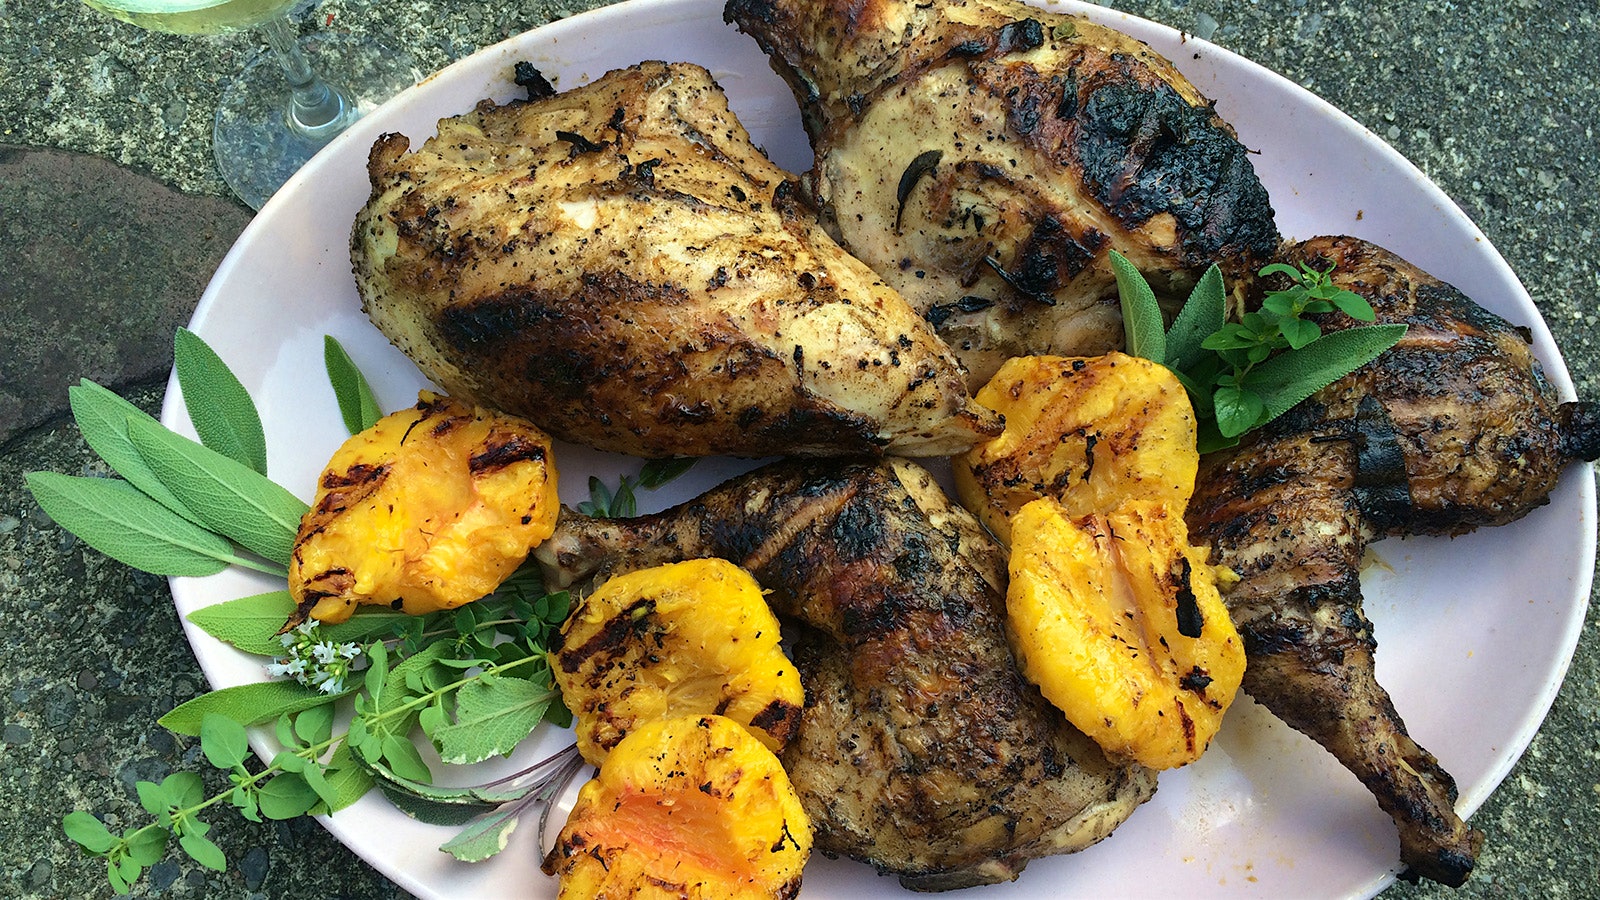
(1, 1, 1596, 898)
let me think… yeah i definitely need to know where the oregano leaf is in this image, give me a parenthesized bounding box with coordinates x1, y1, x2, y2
(174, 327, 268, 476)
(256, 774, 318, 820)
(162, 772, 205, 809)
(178, 831, 227, 871)
(199, 715, 250, 769)
(309, 744, 376, 815)
(381, 734, 434, 784)
(1213, 385, 1265, 438)
(294, 704, 335, 747)
(124, 414, 307, 566)
(125, 827, 168, 866)
(62, 811, 116, 854)
(23, 473, 232, 577)
(1109, 250, 1167, 364)
(323, 335, 384, 435)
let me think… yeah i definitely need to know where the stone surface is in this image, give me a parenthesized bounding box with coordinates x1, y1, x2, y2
(0, 146, 251, 445)
(1, 1, 1596, 899)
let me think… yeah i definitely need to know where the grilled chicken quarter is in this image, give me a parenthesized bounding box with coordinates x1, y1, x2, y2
(352, 61, 1000, 459)
(726, 0, 1281, 388)
(537, 458, 1157, 891)
(1186, 235, 1600, 886)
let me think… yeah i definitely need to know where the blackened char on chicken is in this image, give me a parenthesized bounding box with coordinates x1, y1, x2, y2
(537, 458, 1157, 890)
(725, 0, 1281, 387)
(1185, 234, 1600, 886)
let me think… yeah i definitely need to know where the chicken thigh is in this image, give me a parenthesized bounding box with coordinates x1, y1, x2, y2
(537, 457, 1156, 890)
(1185, 235, 1600, 886)
(725, 0, 1281, 387)
(352, 61, 999, 459)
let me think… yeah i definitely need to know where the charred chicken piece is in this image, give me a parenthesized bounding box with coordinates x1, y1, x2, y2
(352, 61, 999, 459)
(1185, 234, 1600, 886)
(725, 0, 1280, 388)
(537, 458, 1156, 891)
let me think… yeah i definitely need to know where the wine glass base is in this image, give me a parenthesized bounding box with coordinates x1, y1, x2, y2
(213, 32, 417, 210)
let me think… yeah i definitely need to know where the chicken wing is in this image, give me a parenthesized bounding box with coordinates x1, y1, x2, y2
(725, 0, 1281, 387)
(352, 61, 1000, 459)
(537, 458, 1156, 890)
(1185, 235, 1600, 886)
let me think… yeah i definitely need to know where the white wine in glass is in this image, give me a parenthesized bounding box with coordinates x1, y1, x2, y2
(80, 1, 416, 208)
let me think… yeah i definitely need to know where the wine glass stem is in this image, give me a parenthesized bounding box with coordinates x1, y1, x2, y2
(260, 15, 353, 141)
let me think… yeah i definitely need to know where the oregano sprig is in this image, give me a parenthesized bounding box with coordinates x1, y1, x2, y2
(1112, 250, 1407, 451)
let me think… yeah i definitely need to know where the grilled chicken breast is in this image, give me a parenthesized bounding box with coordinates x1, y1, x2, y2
(1186, 235, 1600, 886)
(352, 61, 1000, 459)
(537, 458, 1157, 890)
(726, 0, 1281, 387)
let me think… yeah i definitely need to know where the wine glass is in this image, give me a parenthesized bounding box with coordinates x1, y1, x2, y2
(80, 1, 417, 209)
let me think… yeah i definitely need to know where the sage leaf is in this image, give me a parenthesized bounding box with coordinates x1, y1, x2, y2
(174, 327, 268, 475)
(23, 473, 232, 577)
(62, 811, 116, 854)
(124, 414, 307, 566)
(1109, 250, 1166, 364)
(159, 680, 348, 736)
(1247, 324, 1408, 421)
(440, 804, 522, 862)
(186, 592, 296, 656)
(67, 380, 196, 521)
(638, 457, 696, 489)
(373, 774, 496, 826)
(1165, 265, 1225, 373)
(324, 335, 384, 435)
(430, 675, 556, 765)
(200, 714, 251, 769)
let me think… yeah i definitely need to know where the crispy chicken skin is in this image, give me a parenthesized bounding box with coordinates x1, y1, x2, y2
(352, 61, 1000, 459)
(537, 458, 1157, 891)
(725, 0, 1280, 387)
(1186, 235, 1600, 886)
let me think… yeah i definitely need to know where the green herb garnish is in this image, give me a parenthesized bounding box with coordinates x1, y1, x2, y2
(34, 331, 580, 893)
(578, 456, 697, 518)
(1112, 250, 1408, 451)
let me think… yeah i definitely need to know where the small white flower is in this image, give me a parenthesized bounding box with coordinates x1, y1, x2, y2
(338, 642, 361, 660)
(265, 659, 295, 678)
(312, 642, 338, 664)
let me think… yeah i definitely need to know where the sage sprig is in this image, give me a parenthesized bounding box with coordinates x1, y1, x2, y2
(1112, 250, 1407, 451)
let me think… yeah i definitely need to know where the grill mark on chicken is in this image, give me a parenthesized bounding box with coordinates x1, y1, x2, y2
(353, 61, 1000, 459)
(1187, 234, 1599, 886)
(536, 458, 1156, 889)
(726, 0, 1279, 386)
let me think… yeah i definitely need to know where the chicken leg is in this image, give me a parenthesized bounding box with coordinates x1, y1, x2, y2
(1185, 234, 1600, 886)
